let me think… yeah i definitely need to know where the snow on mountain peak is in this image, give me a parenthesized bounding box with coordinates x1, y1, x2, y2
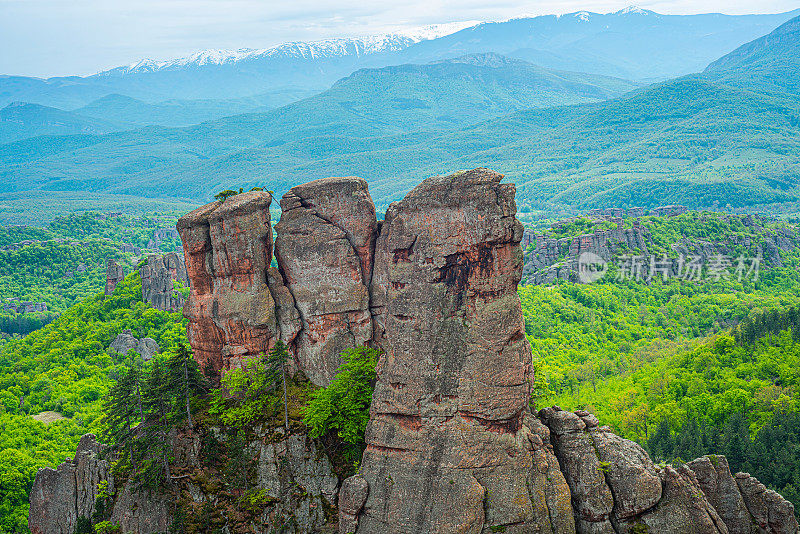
(617, 5, 650, 15)
(100, 21, 480, 76)
(574, 11, 592, 21)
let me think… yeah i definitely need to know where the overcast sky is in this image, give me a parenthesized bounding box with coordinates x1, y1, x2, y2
(1, 0, 797, 77)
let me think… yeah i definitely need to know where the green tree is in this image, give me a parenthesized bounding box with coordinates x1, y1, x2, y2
(166, 343, 206, 429)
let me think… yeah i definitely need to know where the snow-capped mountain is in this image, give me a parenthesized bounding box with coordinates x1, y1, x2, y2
(99, 21, 480, 76)
(2, 7, 797, 110)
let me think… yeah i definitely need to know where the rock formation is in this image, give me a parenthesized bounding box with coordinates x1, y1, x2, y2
(177, 192, 281, 377)
(28, 435, 113, 534)
(108, 329, 160, 361)
(178, 181, 377, 386)
(347, 169, 577, 533)
(138, 252, 189, 311)
(44, 168, 793, 534)
(274, 177, 377, 386)
(105, 259, 125, 295)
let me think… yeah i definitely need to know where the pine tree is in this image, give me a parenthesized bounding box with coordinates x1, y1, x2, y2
(100, 365, 142, 470)
(269, 340, 290, 433)
(166, 343, 206, 429)
(138, 359, 173, 488)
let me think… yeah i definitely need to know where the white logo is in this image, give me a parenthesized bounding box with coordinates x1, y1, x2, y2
(578, 252, 608, 283)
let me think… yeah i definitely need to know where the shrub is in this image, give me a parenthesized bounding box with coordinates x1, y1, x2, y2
(303, 345, 378, 445)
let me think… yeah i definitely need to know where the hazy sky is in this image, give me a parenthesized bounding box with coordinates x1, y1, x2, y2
(1, 0, 797, 77)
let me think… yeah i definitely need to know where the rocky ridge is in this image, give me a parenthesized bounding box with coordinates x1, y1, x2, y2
(522, 213, 800, 285)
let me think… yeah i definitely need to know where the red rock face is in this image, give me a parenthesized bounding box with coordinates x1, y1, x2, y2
(179, 179, 378, 387)
(352, 169, 573, 533)
(178, 192, 281, 376)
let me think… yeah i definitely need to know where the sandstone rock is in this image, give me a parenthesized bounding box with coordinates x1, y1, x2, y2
(590, 427, 662, 519)
(108, 329, 160, 361)
(178, 192, 282, 376)
(339, 475, 370, 534)
(254, 432, 339, 532)
(274, 177, 377, 386)
(614, 465, 727, 534)
(139, 252, 189, 311)
(105, 259, 124, 295)
(735, 472, 799, 534)
(110, 480, 171, 533)
(355, 169, 564, 534)
(29, 434, 113, 534)
(539, 407, 615, 532)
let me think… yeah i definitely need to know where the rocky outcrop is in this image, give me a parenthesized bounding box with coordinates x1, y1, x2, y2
(105, 259, 125, 295)
(108, 329, 160, 361)
(345, 169, 575, 534)
(109, 481, 171, 533)
(179, 180, 379, 386)
(138, 252, 189, 311)
(178, 192, 282, 377)
(274, 177, 377, 386)
(539, 408, 729, 534)
(29, 434, 113, 534)
(252, 430, 339, 531)
(735, 472, 798, 534)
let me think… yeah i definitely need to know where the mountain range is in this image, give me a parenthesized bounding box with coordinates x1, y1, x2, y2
(1, 8, 800, 223)
(1, 8, 796, 110)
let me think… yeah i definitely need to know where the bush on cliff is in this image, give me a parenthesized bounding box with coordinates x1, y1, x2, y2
(208, 341, 293, 429)
(303, 345, 378, 468)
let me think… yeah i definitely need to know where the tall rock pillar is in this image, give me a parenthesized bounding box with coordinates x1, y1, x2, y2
(275, 177, 377, 386)
(178, 191, 282, 376)
(347, 169, 574, 534)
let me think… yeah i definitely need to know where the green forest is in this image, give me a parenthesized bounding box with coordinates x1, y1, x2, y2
(0, 213, 183, 340)
(0, 273, 187, 531)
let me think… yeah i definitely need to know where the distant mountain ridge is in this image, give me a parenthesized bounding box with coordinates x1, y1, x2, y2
(1, 7, 796, 110)
(98, 22, 480, 76)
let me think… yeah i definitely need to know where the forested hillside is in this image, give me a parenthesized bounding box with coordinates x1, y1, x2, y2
(0, 213, 183, 339)
(521, 214, 800, 513)
(0, 272, 187, 531)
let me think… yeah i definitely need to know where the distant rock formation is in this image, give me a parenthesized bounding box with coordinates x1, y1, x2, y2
(28, 435, 112, 534)
(138, 252, 189, 311)
(108, 329, 160, 361)
(104, 259, 124, 295)
(522, 213, 800, 285)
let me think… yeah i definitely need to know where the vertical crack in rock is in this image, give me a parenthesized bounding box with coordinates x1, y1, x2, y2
(274, 176, 377, 387)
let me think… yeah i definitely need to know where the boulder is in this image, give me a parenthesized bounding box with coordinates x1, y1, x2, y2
(108, 329, 160, 361)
